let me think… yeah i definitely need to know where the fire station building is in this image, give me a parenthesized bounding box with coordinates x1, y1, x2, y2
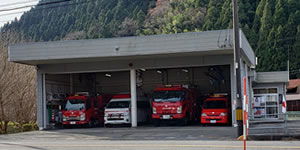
(8, 29, 288, 130)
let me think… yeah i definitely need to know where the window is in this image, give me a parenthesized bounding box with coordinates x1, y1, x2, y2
(106, 101, 130, 108)
(254, 88, 277, 94)
(65, 99, 85, 111)
(253, 88, 279, 119)
(153, 90, 185, 102)
(203, 100, 226, 109)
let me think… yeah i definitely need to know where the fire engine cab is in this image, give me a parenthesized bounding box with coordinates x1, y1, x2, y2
(62, 92, 111, 127)
(201, 94, 231, 124)
(152, 85, 197, 126)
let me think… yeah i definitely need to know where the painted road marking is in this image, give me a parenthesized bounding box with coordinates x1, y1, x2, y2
(0, 143, 300, 149)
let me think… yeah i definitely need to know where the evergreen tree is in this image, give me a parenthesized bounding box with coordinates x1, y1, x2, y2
(202, 0, 224, 30)
(256, 0, 273, 71)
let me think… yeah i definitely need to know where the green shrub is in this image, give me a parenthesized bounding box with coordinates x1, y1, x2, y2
(22, 124, 33, 132)
(32, 122, 39, 130)
(7, 122, 22, 134)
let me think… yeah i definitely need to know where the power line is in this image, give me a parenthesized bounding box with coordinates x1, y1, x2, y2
(0, 0, 97, 17)
(0, 0, 73, 12)
(0, 0, 98, 26)
(0, 0, 97, 20)
(0, 0, 38, 8)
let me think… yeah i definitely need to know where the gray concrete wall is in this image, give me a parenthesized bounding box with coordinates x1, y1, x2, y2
(9, 30, 234, 64)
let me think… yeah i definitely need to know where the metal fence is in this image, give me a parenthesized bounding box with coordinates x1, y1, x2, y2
(248, 112, 300, 136)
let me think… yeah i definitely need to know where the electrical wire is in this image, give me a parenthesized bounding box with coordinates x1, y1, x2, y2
(0, 0, 97, 17)
(0, 0, 73, 12)
(0, 0, 38, 8)
(0, 0, 99, 25)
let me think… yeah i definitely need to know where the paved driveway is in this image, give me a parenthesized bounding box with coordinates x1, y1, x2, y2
(1, 126, 299, 150)
(0, 125, 236, 141)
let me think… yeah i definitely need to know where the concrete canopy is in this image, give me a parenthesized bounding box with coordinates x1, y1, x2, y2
(9, 29, 255, 73)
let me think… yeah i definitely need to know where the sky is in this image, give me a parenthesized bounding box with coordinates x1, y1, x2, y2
(0, 0, 39, 27)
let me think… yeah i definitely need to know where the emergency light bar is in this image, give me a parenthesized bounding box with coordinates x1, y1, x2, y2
(157, 84, 189, 88)
(211, 93, 228, 97)
(75, 92, 89, 96)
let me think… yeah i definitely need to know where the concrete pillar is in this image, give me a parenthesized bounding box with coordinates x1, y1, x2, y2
(230, 63, 237, 127)
(42, 73, 47, 129)
(37, 71, 43, 129)
(130, 69, 137, 127)
(37, 71, 47, 130)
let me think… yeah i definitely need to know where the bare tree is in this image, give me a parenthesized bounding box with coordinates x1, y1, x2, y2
(0, 31, 36, 133)
(63, 31, 87, 40)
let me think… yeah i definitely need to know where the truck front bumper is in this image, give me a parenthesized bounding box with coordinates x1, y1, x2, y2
(152, 114, 185, 120)
(104, 116, 130, 125)
(63, 120, 88, 125)
(201, 116, 228, 124)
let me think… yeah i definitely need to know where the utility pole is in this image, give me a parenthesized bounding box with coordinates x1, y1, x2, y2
(232, 0, 243, 137)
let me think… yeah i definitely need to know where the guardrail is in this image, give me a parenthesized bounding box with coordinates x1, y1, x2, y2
(248, 112, 300, 136)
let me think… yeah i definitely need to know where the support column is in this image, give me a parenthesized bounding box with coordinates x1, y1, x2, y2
(37, 70, 47, 130)
(42, 73, 47, 129)
(130, 69, 137, 127)
(230, 63, 237, 127)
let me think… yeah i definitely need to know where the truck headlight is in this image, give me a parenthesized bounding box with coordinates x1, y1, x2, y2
(63, 115, 67, 121)
(220, 113, 227, 116)
(177, 106, 182, 114)
(153, 107, 156, 114)
(80, 114, 85, 121)
(201, 113, 207, 116)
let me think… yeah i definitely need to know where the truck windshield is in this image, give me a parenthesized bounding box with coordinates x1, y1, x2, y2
(65, 99, 85, 111)
(153, 91, 185, 102)
(204, 100, 226, 109)
(106, 101, 130, 108)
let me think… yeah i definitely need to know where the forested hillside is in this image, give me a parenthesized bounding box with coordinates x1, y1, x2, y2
(1, 0, 300, 78)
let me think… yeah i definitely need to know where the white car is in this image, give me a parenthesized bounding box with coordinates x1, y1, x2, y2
(104, 93, 151, 126)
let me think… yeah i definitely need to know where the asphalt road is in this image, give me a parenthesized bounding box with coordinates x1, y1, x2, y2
(0, 126, 299, 150)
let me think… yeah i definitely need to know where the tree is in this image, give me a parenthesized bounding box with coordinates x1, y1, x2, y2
(249, 0, 266, 50)
(202, 0, 224, 31)
(290, 25, 300, 78)
(0, 31, 36, 134)
(256, 0, 273, 71)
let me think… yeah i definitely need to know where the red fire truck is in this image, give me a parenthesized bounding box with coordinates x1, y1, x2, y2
(62, 92, 111, 127)
(152, 85, 198, 126)
(200, 94, 231, 124)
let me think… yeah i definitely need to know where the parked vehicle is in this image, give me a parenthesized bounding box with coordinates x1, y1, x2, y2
(104, 93, 151, 127)
(151, 85, 197, 126)
(200, 94, 231, 124)
(62, 92, 111, 127)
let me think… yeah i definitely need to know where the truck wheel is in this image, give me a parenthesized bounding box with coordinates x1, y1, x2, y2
(180, 116, 188, 126)
(153, 119, 160, 127)
(87, 120, 93, 128)
(104, 124, 112, 128)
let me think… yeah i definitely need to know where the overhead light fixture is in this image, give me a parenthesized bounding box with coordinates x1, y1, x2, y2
(156, 70, 162, 74)
(140, 68, 146, 72)
(182, 69, 189, 73)
(105, 74, 112, 78)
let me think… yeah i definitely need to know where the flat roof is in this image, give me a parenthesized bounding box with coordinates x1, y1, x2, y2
(286, 94, 300, 101)
(255, 71, 289, 83)
(9, 29, 255, 66)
